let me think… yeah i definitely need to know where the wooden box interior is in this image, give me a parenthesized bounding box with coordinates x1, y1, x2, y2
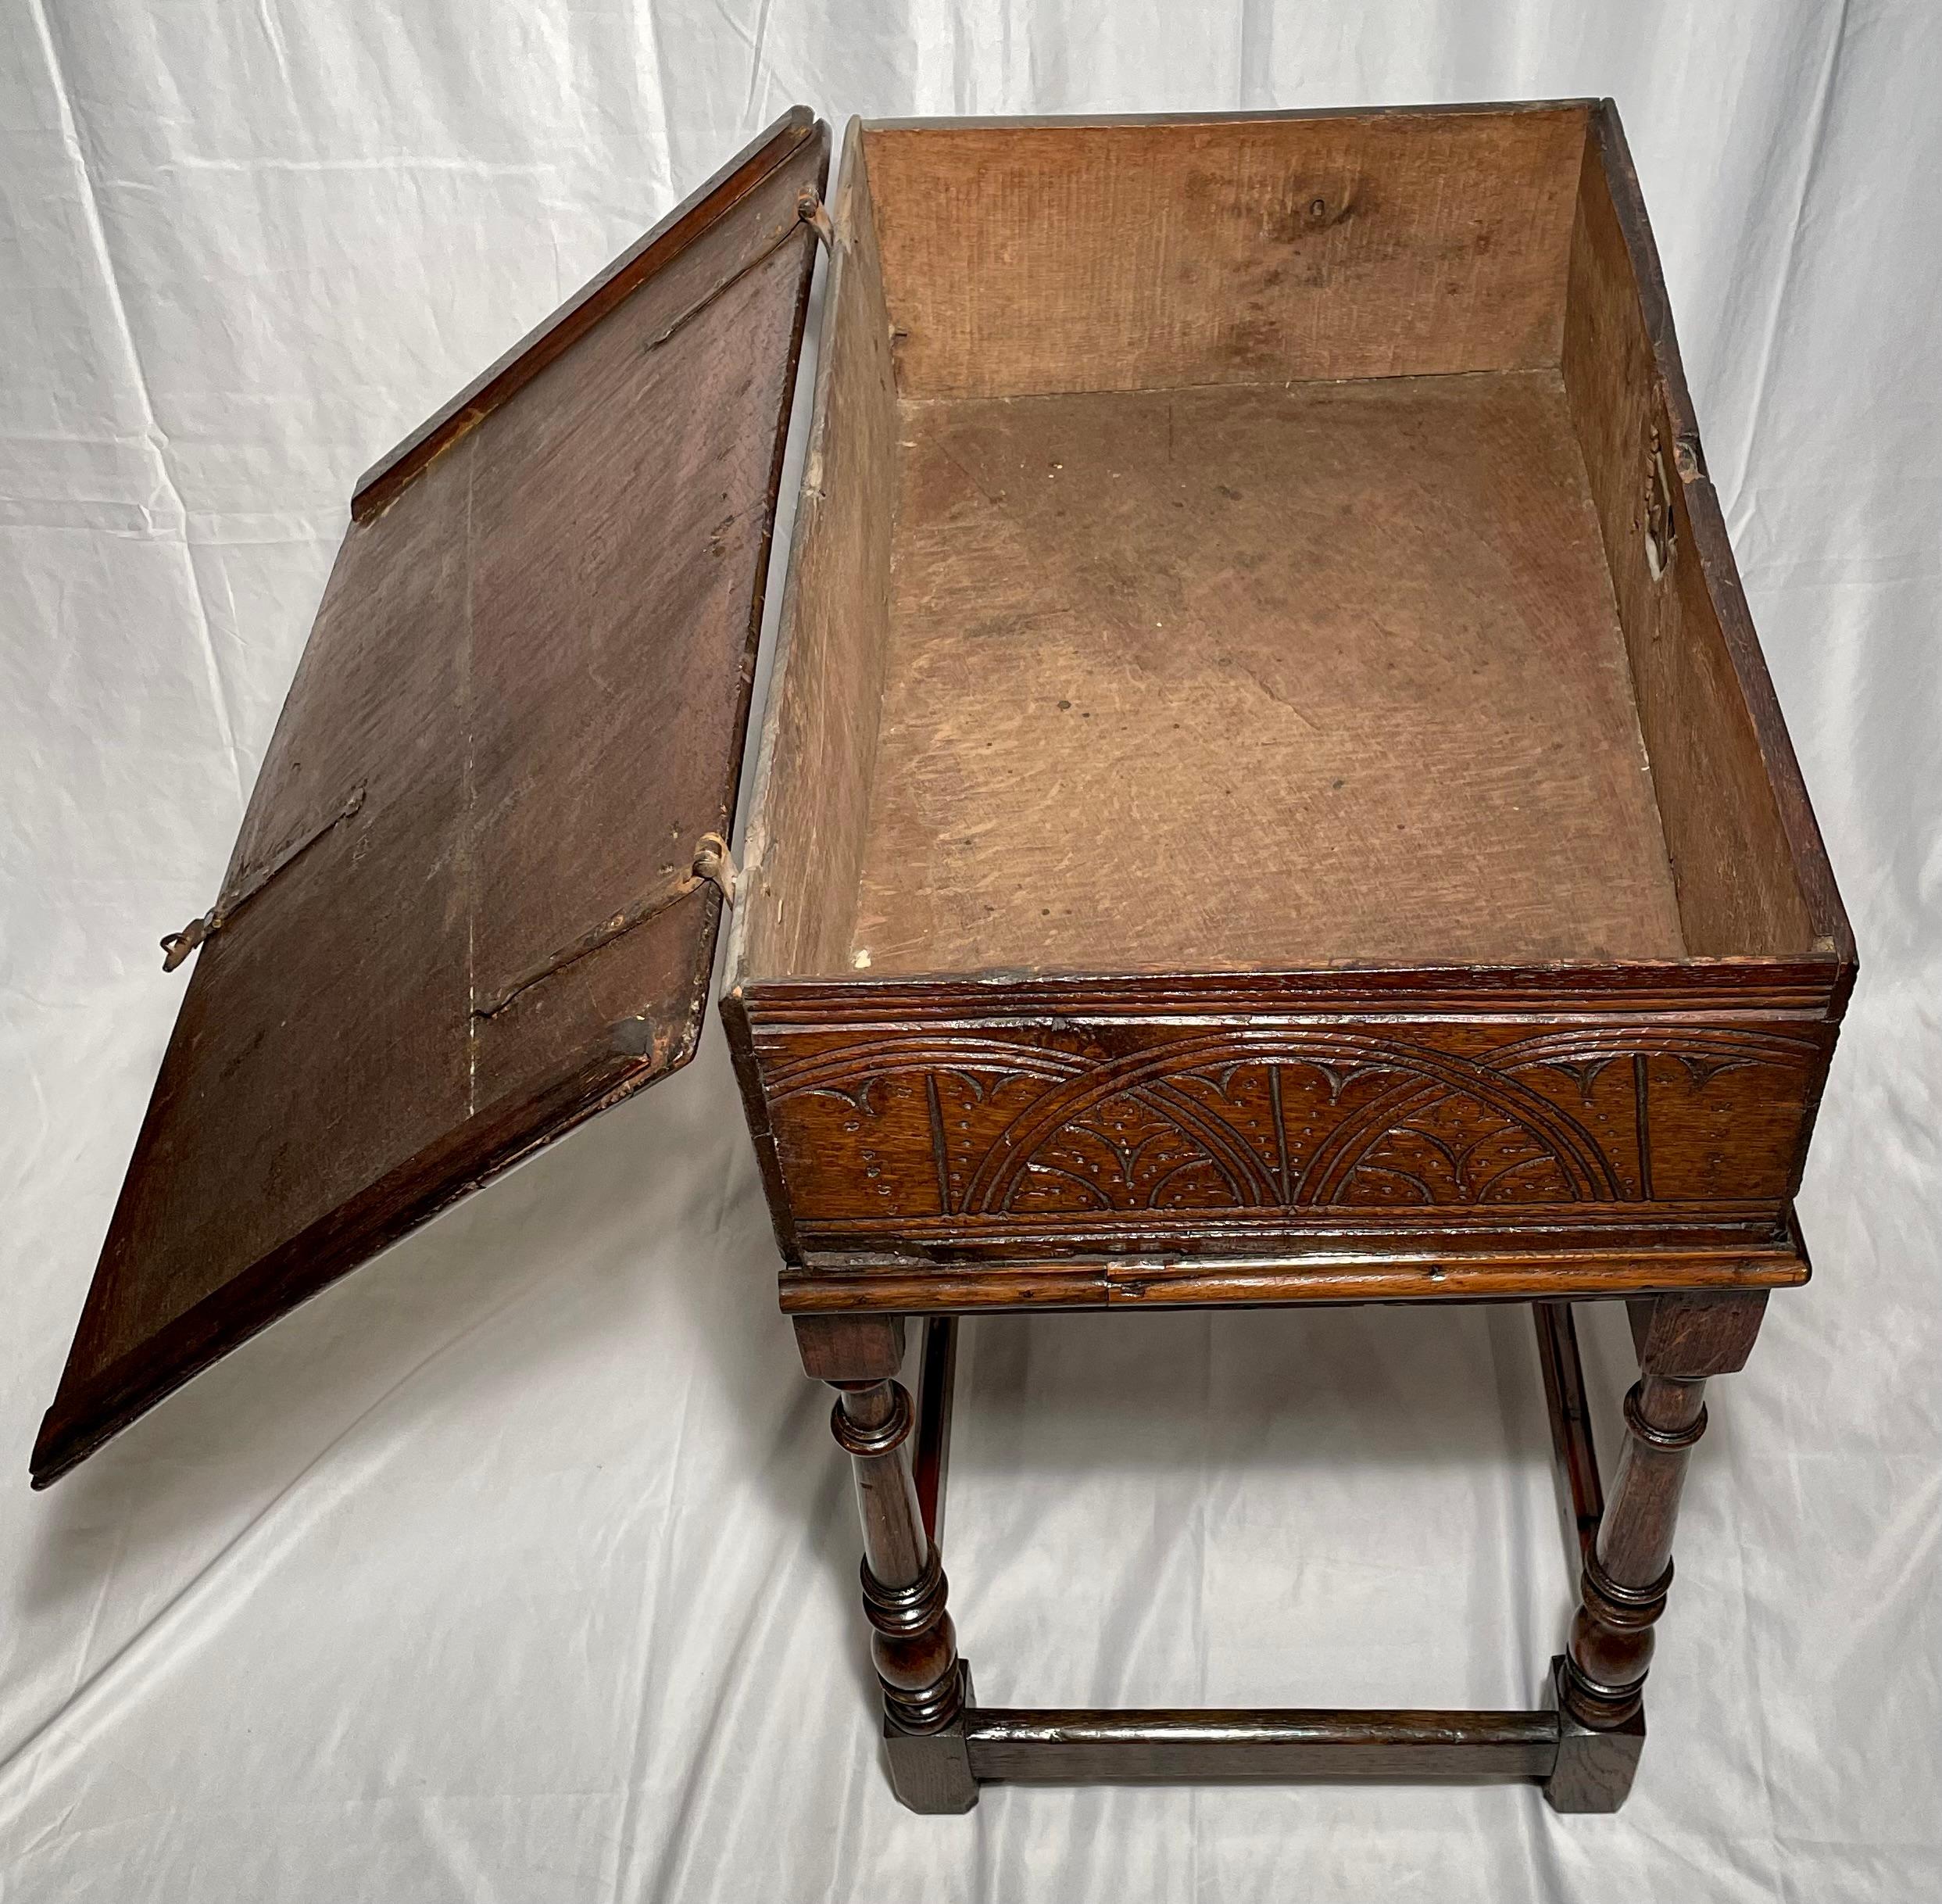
(734, 106, 1819, 984)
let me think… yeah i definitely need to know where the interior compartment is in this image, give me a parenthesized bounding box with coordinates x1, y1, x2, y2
(735, 106, 1819, 982)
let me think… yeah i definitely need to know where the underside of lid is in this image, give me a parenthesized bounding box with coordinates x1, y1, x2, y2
(33, 106, 828, 1487)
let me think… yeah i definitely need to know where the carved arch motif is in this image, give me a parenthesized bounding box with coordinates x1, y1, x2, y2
(765, 1024, 1822, 1219)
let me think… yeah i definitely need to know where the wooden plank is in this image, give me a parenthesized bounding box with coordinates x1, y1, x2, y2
(863, 105, 1591, 398)
(34, 109, 829, 1487)
(913, 1315, 958, 1547)
(751, 1012, 1831, 1250)
(964, 1707, 1559, 1782)
(739, 960, 1846, 1019)
(849, 371, 1683, 973)
(780, 1236, 1811, 1315)
(1533, 1301, 1604, 1561)
(730, 119, 901, 986)
(1561, 102, 1846, 965)
(352, 107, 823, 519)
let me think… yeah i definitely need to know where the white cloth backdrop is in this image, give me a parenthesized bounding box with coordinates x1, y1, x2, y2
(2, 3, 1937, 1898)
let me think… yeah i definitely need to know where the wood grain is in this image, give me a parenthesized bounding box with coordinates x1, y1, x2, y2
(35, 109, 828, 1487)
(1561, 103, 1840, 963)
(1535, 1301, 1605, 1562)
(751, 1015, 1829, 1251)
(351, 108, 824, 518)
(731, 120, 901, 984)
(1561, 1288, 1765, 1734)
(846, 370, 1682, 973)
(779, 1239, 1808, 1316)
(964, 1707, 1559, 1783)
(862, 105, 1591, 398)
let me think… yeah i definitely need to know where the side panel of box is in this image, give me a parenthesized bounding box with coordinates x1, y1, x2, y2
(735, 971, 1838, 1283)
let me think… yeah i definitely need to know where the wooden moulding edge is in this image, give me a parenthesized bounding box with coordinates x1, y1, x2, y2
(350, 104, 824, 521)
(777, 1238, 1811, 1315)
(731, 955, 1847, 1025)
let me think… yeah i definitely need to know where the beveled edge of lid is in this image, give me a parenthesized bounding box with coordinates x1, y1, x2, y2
(352, 103, 821, 522)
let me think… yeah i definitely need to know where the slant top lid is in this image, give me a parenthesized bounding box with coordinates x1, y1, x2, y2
(34, 107, 829, 1486)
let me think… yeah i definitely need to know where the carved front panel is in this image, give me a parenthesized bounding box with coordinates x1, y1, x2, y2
(750, 1019, 1829, 1250)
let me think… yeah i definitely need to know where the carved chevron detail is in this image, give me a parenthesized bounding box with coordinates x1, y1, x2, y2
(763, 1024, 1824, 1223)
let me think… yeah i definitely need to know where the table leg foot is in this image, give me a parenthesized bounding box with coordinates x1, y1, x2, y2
(1543, 1656, 1645, 1813)
(885, 1664, 980, 1813)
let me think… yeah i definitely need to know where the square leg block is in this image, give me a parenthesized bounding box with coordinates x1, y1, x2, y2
(1543, 1656, 1646, 1813)
(885, 1664, 979, 1814)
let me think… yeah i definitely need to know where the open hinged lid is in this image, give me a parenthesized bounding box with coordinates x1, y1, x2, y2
(32, 107, 830, 1486)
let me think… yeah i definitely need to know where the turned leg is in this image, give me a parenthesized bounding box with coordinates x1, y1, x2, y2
(796, 1314, 978, 1813)
(1547, 1292, 1766, 1813)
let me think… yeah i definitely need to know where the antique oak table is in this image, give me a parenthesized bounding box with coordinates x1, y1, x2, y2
(34, 102, 1851, 1816)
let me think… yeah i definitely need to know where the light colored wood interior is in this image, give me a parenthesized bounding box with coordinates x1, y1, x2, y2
(734, 106, 1813, 984)
(1560, 127, 1814, 956)
(848, 372, 1683, 972)
(863, 106, 1590, 398)
(734, 123, 899, 979)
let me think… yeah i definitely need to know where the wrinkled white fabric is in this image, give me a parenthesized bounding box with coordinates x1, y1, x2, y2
(2, 4, 1937, 1899)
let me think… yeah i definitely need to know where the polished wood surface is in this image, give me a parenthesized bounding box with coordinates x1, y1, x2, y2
(1544, 1655, 1646, 1813)
(753, 1013, 1829, 1264)
(965, 1708, 1561, 1783)
(1561, 1290, 1765, 1738)
(41, 92, 1845, 1829)
(752, 101, 1841, 1819)
(913, 1316, 958, 1548)
(1534, 1301, 1605, 1562)
(34, 108, 829, 1487)
(811, 1320, 978, 1813)
(805, 1294, 1740, 1808)
(792, 1312, 905, 1382)
(781, 1233, 1808, 1315)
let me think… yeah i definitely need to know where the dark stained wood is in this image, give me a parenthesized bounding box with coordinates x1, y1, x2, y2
(780, 1238, 1808, 1317)
(792, 1312, 905, 1382)
(1534, 1302, 1604, 1562)
(749, 1011, 1831, 1260)
(729, 102, 1843, 1816)
(828, 1380, 963, 1730)
(352, 108, 824, 519)
(1561, 1290, 1765, 1733)
(1626, 1287, 1768, 1377)
(862, 104, 1592, 399)
(739, 961, 1848, 1019)
(883, 1666, 980, 1813)
(828, 1376, 978, 1810)
(1544, 1655, 1646, 1813)
(912, 1315, 958, 1547)
(964, 1707, 1559, 1783)
(727, 104, 1848, 1337)
(34, 107, 830, 1488)
(48, 95, 1847, 1820)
